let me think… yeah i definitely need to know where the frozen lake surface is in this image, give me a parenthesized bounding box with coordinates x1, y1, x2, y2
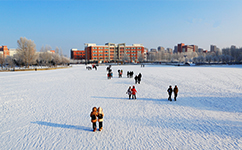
(1, 65, 242, 149)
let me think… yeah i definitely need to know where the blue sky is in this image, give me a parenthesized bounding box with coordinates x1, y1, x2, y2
(1, 0, 242, 56)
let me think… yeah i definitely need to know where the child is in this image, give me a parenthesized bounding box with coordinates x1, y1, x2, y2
(167, 85, 172, 101)
(126, 86, 132, 99)
(97, 107, 104, 131)
(90, 107, 98, 132)
(131, 86, 137, 99)
(173, 85, 178, 101)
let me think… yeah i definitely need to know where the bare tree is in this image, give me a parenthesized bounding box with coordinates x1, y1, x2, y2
(52, 47, 61, 66)
(137, 53, 144, 63)
(39, 45, 52, 67)
(16, 37, 37, 68)
(5, 56, 15, 70)
(0, 54, 5, 69)
(122, 53, 130, 63)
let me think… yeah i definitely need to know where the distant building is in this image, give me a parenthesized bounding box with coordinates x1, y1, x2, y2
(177, 43, 197, 53)
(9, 48, 17, 56)
(231, 45, 236, 49)
(150, 48, 157, 52)
(0, 45, 9, 57)
(210, 45, 217, 52)
(173, 46, 178, 53)
(84, 43, 145, 62)
(70, 49, 85, 60)
(166, 48, 173, 54)
(157, 46, 165, 52)
(191, 45, 198, 52)
(198, 48, 204, 53)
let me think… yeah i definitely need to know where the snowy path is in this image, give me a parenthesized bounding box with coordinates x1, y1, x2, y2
(1, 65, 242, 149)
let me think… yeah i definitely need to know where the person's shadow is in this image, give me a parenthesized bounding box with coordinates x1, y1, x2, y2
(31, 121, 92, 132)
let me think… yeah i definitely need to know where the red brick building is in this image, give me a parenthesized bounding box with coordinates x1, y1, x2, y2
(177, 43, 197, 53)
(84, 43, 145, 62)
(0, 45, 10, 57)
(70, 49, 85, 60)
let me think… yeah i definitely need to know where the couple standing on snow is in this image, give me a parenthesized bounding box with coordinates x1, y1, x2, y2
(126, 86, 137, 99)
(167, 85, 179, 101)
(90, 107, 104, 132)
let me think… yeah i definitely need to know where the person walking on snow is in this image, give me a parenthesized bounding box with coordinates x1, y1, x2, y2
(134, 75, 138, 84)
(137, 73, 142, 84)
(131, 86, 137, 99)
(97, 107, 104, 131)
(167, 85, 173, 101)
(173, 85, 178, 101)
(90, 107, 98, 132)
(126, 86, 132, 99)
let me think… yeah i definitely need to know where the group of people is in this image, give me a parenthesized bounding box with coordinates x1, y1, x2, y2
(127, 71, 134, 78)
(118, 69, 123, 78)
(90, 107, 104, 132)
(134, 73, 142, 84)
(167, 85, 179, 101)
(126, 86, 137, 99)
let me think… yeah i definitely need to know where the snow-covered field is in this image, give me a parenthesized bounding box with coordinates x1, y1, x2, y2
(1, 64, 242, 149)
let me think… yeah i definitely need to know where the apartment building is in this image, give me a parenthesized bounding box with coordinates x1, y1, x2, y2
(177, 43, 197, 53)
(0, 45, 9, 57)
(70, 49, 85, 60)
(84, 43, 145, 62)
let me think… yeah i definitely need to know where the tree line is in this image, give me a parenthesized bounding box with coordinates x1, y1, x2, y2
(147, 47, 242, 64)
(0, 37, 70, 70)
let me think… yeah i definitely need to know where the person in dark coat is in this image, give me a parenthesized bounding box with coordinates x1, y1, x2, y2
(90, 107, 98, 132)
(134, 75, 138, 84)
(130, 71, 134, 78)
(167, 85, 172, 101)
(173, 85, 178, 101)
(126, 86, 132, 99)
(127, 71, 130, 78)
(137, 73, 142, 84)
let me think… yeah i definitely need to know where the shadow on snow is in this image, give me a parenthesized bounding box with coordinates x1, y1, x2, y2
(92, 96, 167, 102)
(31, 121, 92, 132)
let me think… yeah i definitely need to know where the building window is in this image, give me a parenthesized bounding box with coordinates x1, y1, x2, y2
(98, 47, 103, 49)
(99, 54, 103, 56)
(99, 51, 103, 53)
(132, 48, 136, 49)
(99, 57, 103, 59)
(126, 47, 130, 49)
(104, 47, 109, 49)
(137, 47, 142, 49)
(93, 54, 97, 56)
(104, 51, 108, 53)
(93, 57, 97, 59)
(132, 51, 136, 52)
(105, 54, 108, 56)
(126, 51, 130, 53)
(93, 51, 97, 53)
(93, 47, 97, 49)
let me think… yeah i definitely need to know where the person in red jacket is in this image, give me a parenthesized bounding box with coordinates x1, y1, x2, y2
(131, 85, 137, 99)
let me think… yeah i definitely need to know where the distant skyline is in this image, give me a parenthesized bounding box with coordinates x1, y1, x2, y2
(1, 0, 242, 57)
